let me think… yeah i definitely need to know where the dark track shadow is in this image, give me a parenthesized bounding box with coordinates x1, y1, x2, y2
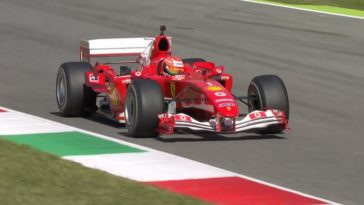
(155, 131, 286, 143)
(50, 112, 124, 129)
(50, 112, 66, 117)
(118, 132, 155, 139)
(119, 129, 285, 141)
(83, 113, 124, 128)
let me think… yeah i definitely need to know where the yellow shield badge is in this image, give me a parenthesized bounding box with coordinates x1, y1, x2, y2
(170, 82, 176, 97)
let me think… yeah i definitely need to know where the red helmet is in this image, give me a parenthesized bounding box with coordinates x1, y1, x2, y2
(163, 56, 184, 75)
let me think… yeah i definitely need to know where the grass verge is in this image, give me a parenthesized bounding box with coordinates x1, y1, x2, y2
(0, 139, 207, 205)
(255, 0, 364, 17)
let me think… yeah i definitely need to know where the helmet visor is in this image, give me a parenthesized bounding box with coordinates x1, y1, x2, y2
(167, 65, 184, 75)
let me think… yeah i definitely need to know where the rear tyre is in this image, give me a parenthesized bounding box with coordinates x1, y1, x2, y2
(125, 79, 164, 137)
(56, 62, 97, 116)
(182, 58, 206, 67)
(248, 75, 289, 133)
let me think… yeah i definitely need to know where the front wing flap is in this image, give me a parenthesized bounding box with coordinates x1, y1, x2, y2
(157, 109, 288, 134)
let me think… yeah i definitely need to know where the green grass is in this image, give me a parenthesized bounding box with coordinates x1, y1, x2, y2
(1, 132, 144, 156)
(259, 0, 364, 10)
(0, 139, 207, 205)
(256, 0, 364, 17)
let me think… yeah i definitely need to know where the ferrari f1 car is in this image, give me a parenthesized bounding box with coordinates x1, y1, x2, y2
(56, 26, 289, 137)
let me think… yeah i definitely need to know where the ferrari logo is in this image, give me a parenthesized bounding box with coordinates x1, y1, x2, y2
(170, 82, 175, 97)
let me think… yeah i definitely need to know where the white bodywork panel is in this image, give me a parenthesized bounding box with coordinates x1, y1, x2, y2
(80, 37, 172, 65)
(81, 38, 154, 56)
(80, 38, 154, 65)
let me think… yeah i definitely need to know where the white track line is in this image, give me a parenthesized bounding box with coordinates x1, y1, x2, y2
(0, 106, 341, 205)
(0, 110, 73, 134)
(240, 0, 364, 20)
(64, 153, 234, 182)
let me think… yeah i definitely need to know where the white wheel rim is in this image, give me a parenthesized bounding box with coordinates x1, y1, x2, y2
(56, 73, 66, 106)
(125, 88, 137, 126)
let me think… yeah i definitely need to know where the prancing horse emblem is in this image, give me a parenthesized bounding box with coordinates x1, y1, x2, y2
(170, 82, 175, 97)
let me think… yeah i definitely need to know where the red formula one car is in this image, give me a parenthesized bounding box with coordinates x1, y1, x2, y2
(56, 26, 289, 137)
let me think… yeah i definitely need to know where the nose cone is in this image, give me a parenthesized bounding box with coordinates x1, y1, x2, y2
(215, 100, 239, 117)
(203, 82, 239, 118)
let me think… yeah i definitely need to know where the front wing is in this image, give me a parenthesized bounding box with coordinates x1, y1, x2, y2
(157, 109, 288, 134)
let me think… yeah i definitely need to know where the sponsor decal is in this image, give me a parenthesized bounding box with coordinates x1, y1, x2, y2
(89, 74, 99, 82)
(215, 98, 234, 103)
(218, 103, 235, 108)
(207, 86, 223, 91)
(172, 74, 185, 80)
(174, 115, 192, 122)
(216, 68, 222, 74)
(164, 58, 184, 67)
(170, 82, 176, 97)
(135, 71, 141, 76)
(173, 60, 184, 67)
(214, 92, 226, 97)
(220, 75, 230, 80)
(249, 112, 267, 120)
(122, 79, 131, 84)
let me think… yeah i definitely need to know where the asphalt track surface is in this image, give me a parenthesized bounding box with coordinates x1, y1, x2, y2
(0, 0, 363, 204)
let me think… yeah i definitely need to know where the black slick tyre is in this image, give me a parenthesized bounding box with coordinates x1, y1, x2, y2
(56, 62, 97, 116)
(125, 79, 164, 137)
(248, 75, 289, 133)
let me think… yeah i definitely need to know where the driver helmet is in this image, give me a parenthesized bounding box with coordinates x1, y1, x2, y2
(163, 56, 184, 76)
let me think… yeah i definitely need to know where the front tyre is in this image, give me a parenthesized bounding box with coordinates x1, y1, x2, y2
(248, 75, 289, 133)
(56, 62, 96, 116)
(125, 79, 164, 137)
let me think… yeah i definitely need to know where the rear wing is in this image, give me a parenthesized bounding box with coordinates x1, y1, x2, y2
(80, 37, 155, 63)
